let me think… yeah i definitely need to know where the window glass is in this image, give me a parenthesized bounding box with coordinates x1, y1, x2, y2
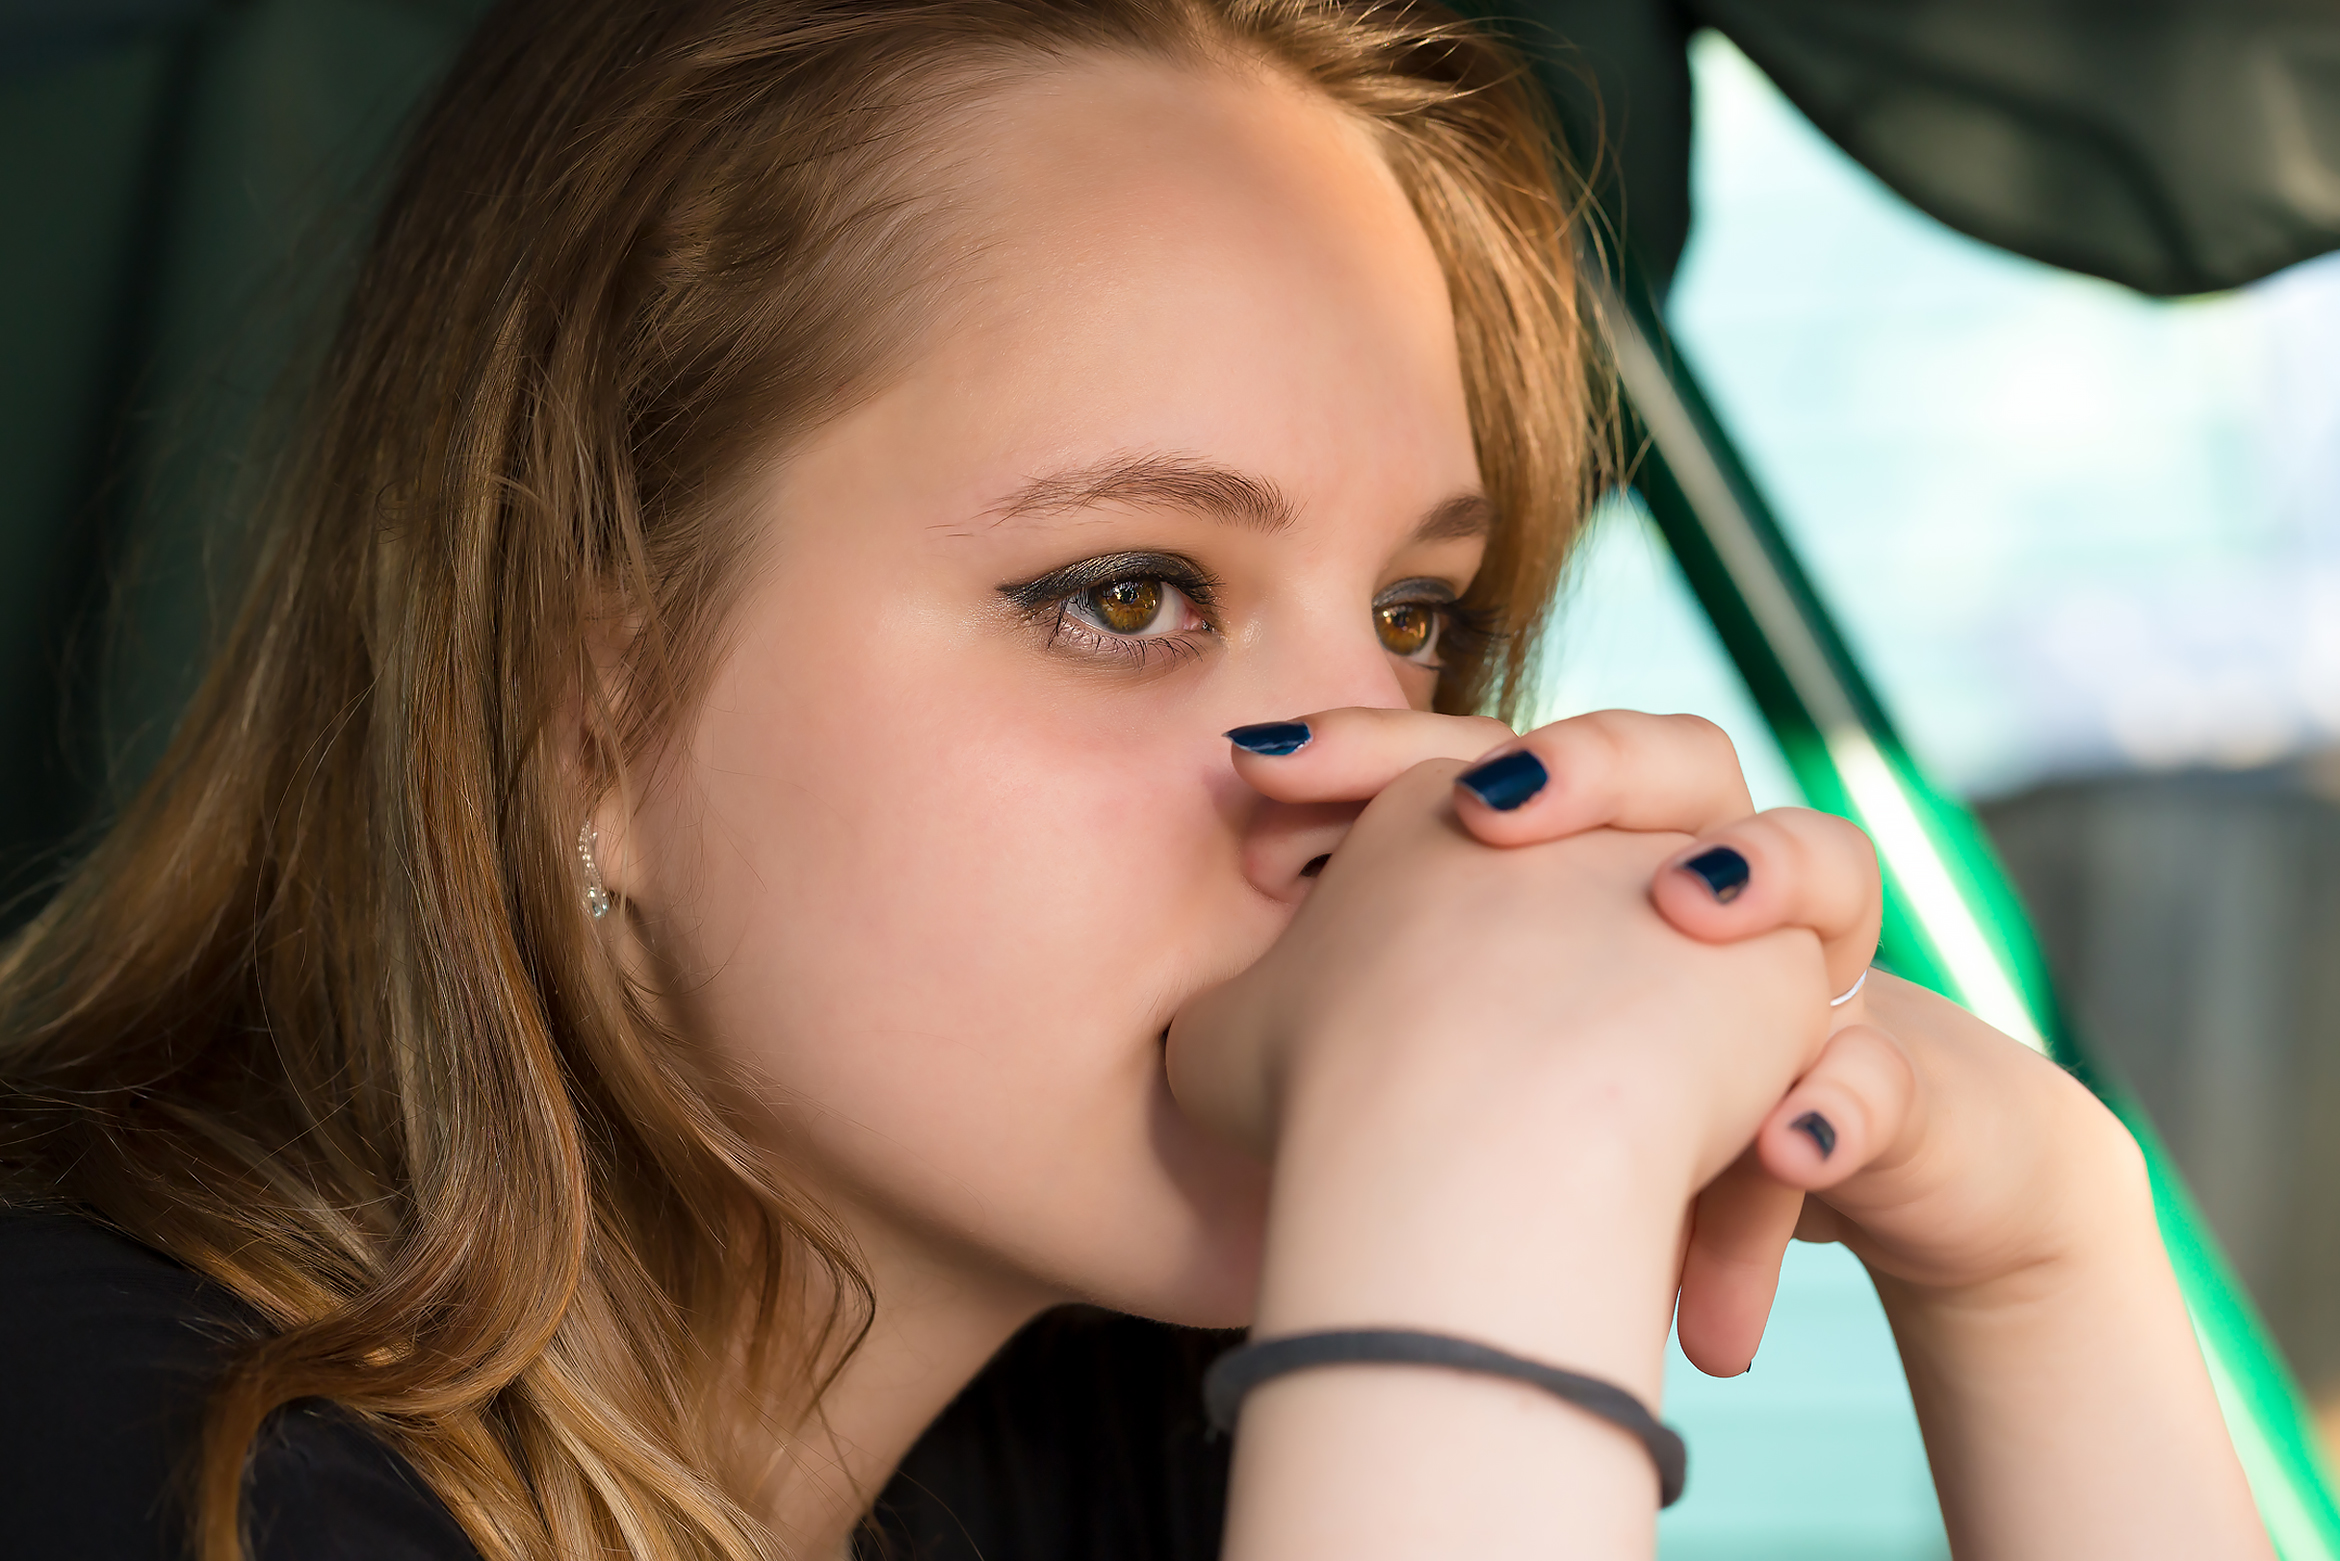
(1643, 33, 2340, 802)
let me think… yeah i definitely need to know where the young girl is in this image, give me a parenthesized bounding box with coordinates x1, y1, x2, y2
(0, 2, 2265, 1558)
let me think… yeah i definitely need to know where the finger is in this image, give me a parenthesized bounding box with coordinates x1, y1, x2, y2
(1793, 1199, 1850, 1245)
(1753, 1024, 1919, 1193)
(1161, 973, 1278, 1156)
(1649, 807, 1882, 1002)
(1674, 1148, 1804, 1378)
(1450, 710, 1755, 845)
(1225, 707, 1513, 803)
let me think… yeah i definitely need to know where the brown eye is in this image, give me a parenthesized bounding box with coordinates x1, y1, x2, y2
(1375, 601, 1439, 660)
(1088, 578, 1165, 634)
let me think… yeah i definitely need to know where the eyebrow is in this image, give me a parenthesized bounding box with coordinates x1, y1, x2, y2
(985, 452, 1496, 543)
(989, 454, 1296, 533)
(1411, 491, 1496, 543)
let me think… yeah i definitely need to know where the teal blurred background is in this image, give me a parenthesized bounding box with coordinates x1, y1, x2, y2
(1539, 34, 2340, 1557)
(1572, 35, 2340, 802)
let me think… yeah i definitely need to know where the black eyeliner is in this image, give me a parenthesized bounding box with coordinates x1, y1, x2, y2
(1372, 575, 1460, 610)
(997, 551, 1221, 616)
(1372, 576, 1499, 672)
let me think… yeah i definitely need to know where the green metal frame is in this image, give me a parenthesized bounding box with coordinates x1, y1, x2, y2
(1587, 260, 2340, 1557)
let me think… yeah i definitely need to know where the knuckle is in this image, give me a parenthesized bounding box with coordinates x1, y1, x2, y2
(1574, 717, 1628, 781)
(1810, 819, 1883, 909)
(1461, 714, 1513, 747)
(1846, 1021, 1913, 1077)
(1828, 1026, 1914, 1110)
(1665, 711, 1735, 759)
(1802, 809, 1881, 873)
(1527, 713, 1628, 797)
(1820, 809, 1879, 855)
(1559, 708, 1631, 754)
(1756, 809, 1877, 894)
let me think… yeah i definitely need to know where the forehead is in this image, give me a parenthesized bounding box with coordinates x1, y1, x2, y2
(949, 50, 1419, 274)
(839, 50, 1481, 527)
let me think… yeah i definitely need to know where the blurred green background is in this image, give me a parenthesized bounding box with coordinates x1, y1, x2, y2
(1540, 32, 2340, 1557)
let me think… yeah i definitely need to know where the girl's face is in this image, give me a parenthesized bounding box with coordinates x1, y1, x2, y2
(615, 55, 1486, 1327)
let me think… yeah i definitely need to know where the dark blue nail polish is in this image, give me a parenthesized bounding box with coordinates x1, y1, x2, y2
(1680, 845, 1750, 903)
(1792, 1111, 1837, 1159)
(1455, 749, 1547, 811)
(1226, 721, 1311, 757)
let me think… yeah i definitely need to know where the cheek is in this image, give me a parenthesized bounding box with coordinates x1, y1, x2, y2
(712, 671, 1218, 1029)
(639, 585, 1272, 1308)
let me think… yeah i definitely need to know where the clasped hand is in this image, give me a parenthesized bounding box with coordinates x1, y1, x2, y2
(1168, 707, 2145, 1378)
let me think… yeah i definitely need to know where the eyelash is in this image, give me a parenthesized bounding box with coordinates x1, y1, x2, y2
(1386, 582, 1499, 673)
(999, 555, 1495, 672)
(1002, 552, 1221, 669)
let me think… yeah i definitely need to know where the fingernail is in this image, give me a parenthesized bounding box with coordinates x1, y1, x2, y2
(1226, 721, 1311, 756)
(1680, 845, 1750, 903)
(1792, 1111, 1837, 1159)
(1455, 749, 1547, 811)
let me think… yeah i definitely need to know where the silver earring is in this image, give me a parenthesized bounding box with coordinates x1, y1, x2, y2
(578, 820, 610, 919)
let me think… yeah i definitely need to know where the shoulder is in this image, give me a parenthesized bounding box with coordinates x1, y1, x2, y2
(871, 1307, 1232, 1561)
(0, 1208, 481, 1561)
(0, 1205, 237, 1560)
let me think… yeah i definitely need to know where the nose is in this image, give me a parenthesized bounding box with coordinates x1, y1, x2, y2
(1238, 797, 1362, 905)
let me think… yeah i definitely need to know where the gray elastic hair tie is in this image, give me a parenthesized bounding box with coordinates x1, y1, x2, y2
(1202, 1327, 1687, 1507)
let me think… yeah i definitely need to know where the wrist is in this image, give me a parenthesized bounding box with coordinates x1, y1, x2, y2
(1874, 1112, 2163, 1339)
(1253, 1052, 1691, 1399)
(1859, 1124, 2265, 1559)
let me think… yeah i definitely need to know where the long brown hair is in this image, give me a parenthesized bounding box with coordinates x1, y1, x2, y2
(0, 3, 1596, 1557)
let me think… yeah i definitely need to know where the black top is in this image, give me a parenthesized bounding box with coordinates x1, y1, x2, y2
(0, 1210, 481, 1561)
(0, 1208, 1234, 1561)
